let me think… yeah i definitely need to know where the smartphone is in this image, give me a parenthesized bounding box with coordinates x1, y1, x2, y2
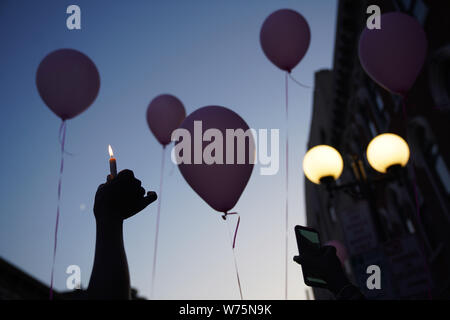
(294, 225, 328, 288)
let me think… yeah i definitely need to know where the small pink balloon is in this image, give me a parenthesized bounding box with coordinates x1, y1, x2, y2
(359, 12, 427, 96)
(260, 9, 311, 73)
(36, 49, 100, 120)
(146, 94, 186, 147)
(177, 106, 254, 213)
(325, 240, 349, 265)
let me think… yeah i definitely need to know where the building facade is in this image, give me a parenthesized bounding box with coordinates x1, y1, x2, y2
(306, 0, 450, 299)
(0, 256, 145, 300)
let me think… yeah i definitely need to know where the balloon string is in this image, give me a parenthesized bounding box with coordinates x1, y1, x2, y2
(223, 212, 243, 300)
(400, 96, 433, 300)
(288, 73, 311, 89)
(50, 120, 67, 300)
(222, 212, 240, 249)
(285, 72, 289, 300)
(163, 142, 176, 177)
(232, 216, 240, 249)
(151, 146, 166, 299)
(58, 122, 75, 156)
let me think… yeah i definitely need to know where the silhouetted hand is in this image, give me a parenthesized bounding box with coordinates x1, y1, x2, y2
(94, 169, 157, 223)
(293, 241, 349, 295)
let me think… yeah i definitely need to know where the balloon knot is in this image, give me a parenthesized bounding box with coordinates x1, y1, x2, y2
(222, 211, 238, 220)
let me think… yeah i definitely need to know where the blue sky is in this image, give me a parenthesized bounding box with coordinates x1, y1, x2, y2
(0, 0, 337, 299)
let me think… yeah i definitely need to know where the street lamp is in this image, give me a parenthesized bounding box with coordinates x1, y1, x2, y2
(302, 145, 344, 184)
(366, 133, 410, 174)
(302, 133, 411, 241)
(303, 133, 410, 185)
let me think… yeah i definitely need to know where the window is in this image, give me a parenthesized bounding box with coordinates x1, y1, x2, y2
(368, 121, 377, 137)
(431, 144, 438, 157)
(413, 0, 429, 25)
(328, 206, 337, 223)
(375, 92, 384, 113)
(428, 46, 450, 112)
(372, 89, 389, 127)
(401, 0, 412, 11)
(406, 219, 415, 234)
(394, 0, 412, 12)
(435, 156, 450, 195)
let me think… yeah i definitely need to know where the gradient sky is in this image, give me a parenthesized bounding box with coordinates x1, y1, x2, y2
(0, 0, 337, 299)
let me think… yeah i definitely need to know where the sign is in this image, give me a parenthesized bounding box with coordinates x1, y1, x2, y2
(340, 201, 378, 256)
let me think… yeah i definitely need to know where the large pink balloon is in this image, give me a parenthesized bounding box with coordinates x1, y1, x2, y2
(359, 12, 427, 95)
(36, 49, 100, 120)
(177, 106, 254, 213)
(147, 94, 186, 147)
(260, 9, 311, 73)
(325, 240, 349, 266)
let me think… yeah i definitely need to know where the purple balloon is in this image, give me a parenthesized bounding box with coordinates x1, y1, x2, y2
(359, 12, 427, 96)
(36, 49, 100, 120)
(325, 240, 349, 265)
(147, 94, 186, 147)
(177, 106, 254, 213)
(260, 9, 311, 73)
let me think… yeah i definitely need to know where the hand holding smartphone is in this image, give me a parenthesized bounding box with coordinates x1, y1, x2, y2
(294, 225, 328, 288)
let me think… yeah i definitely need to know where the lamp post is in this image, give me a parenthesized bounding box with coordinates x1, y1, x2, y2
(303, 133, 411, 242)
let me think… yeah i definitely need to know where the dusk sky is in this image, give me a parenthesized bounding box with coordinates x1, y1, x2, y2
(0, 0, 337, 299)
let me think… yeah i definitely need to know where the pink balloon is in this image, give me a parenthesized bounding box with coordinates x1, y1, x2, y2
(260, 9, 311, 73)
(325, 240, 349, 265)
(147, 94, 186, 147)
(177, 106, 254, 213)
(36, 49, 100, 120)
(358, 12, 427, 95)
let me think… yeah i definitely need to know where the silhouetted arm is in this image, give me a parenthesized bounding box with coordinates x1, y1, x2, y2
(294, 244, 365, 300)
(88, 219, 130, 299)
(87, 170, 157, 300)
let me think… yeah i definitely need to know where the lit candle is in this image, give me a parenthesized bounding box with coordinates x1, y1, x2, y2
(108, 144, 117, 178)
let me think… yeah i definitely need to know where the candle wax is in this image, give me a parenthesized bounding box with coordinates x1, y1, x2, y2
(109, 157, 117, 177)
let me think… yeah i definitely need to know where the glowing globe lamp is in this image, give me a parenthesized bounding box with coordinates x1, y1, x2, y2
(366, 133, 410, 174)
(303, 145, 344, 184)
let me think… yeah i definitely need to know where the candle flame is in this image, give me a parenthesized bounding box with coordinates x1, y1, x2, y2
(108, 145, 114, 158)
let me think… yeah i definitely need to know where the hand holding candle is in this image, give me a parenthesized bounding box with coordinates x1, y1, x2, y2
(108, 145, 117, 178)
(99, 146, 157, 220)
(91, 168, 158, 299)
(94, 169, 158, 221)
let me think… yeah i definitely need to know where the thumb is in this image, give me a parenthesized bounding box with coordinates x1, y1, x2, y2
(293, 255, 303, 265)
(145, 191, 158, 204)
(136, 191, 158, 212)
